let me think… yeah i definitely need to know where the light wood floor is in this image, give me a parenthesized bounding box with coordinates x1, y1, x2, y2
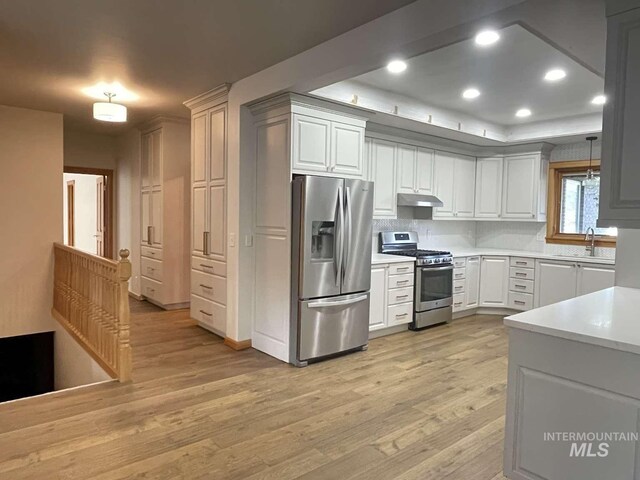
(0, 303, 509, 479)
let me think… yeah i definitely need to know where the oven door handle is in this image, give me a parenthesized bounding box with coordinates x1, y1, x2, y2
(417, 265, 454, 271)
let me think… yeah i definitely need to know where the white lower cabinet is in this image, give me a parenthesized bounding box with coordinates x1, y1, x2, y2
(479, 256, 509, 307)
(577, 265, 616, 296)
(465, 256, 481, 309)
(369, 262, 414, 333)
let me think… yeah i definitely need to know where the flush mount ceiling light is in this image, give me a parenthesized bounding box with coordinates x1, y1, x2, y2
(591, 94, 607, 105)
(462, 88, 481, 99)
(515, 108, 532, 118)
(544, 69, 567, 82)
(93, 92, 127, 122)
(387, 60, 407, 73)
(474, 30, 500, 46)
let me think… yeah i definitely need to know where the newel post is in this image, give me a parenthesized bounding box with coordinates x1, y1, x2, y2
(117, 249, 132, 382)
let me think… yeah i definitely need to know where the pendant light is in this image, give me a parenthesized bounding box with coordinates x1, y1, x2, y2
(584, 136, 599, 187)
(93, 92, 127, 122)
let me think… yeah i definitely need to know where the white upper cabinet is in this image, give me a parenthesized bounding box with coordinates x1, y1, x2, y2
(292, 114, 331, 174)
(370, 139, 397, 218)
(475, 157, 503, 218)
(331, 121, 364, 176)
(433, 151, 475, 218)
(502, 153, 547, 220)
(599, 6, 640, 228)
(479, 256, 509, 307)
(291, 110, 365, 178)
(397, 144, 434, 195)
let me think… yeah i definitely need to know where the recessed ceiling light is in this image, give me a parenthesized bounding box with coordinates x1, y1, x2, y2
(544, 69, 567, 82)
(387, 60, 407, 73)
(515, 108, 532, 118)
(475, 30, 500, 46)
(591, 95, 607, 105)
(462, 88, 481, 99)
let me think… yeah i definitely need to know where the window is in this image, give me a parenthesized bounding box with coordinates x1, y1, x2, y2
(546, 160, 616, 246)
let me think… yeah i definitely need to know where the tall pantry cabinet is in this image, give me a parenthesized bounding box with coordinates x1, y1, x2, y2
(184, 85, 230, 337)
(139, 117, 191, 309)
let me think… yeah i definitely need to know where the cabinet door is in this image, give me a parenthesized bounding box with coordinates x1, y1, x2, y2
(363, 137, 372, 181)
(141, 133, 152, 189)
(209, 184, 226, 260)
(192, 185, 207, 256)
(416, 147, 434, 194)
(371, 139, 397, 218)
(479, 256, 509, 307)
(535, 260, 577, 307)
(397, 144, 417, 194)
(151, 129, 162, 188)
(502, 154, 538, 219)
(331, 122, 363, 177)
(599, 7, 640, 228)
(209, 105, 226, 182)
(465, 256, 481, 309)
(151, 190, 163, 247)
(475, 157, 503, 218)
(577, 265, 615, 296)
(192, 112, 208, 184)
(141, 190, 151, 245)
(433, 152, 455, 217)
(369, 266, 387, 331)
(453, 155, 476, 217)
(292, 114, 330, 173)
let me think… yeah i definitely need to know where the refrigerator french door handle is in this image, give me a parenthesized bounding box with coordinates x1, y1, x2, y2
(334, 186, 344, 287)
(343, 186, 352, 283)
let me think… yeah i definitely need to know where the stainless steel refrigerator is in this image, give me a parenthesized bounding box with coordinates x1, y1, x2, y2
(290, 175, 374, 366)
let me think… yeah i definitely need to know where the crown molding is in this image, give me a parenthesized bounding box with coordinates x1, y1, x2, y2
(183, 83, 231, 112)
(247, 92, 369, 122)
(139, 114, 189, 133)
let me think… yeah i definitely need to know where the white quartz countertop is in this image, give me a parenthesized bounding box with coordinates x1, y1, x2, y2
(449, 247, 615, 265)
(504, 287, 640, 355)
(371, 253, 416, 265)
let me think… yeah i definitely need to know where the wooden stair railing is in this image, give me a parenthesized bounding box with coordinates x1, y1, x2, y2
(52, 243, 132, 382)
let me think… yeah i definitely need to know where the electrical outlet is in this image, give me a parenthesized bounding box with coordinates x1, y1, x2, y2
(244, 234, 253, 247)
(229, 233, 236, 248)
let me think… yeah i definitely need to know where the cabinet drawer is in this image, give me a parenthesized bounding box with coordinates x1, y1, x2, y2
(508, 291, 533, 311)
(509, 277, 534, 294)
(388, 287, 413, 306)
(452, 292, 465, 312)
(192, 257, 226, 277)
(191, 270, 226, 305)
(387, 302, 413, 326)
(510, 267, 534, 281)
(388, 273, 414, 289)
(190, 295, 226, 334)
(453, 257, 467, 269)
(141, 277, 163, 303)
(510, 257, 534, 269)
(141, 246, 163, 261)
(388, 263, 414, 276)
(453, 279, 465, 294)
(453, 268, 466, 281)
(141, 257, 163, 282)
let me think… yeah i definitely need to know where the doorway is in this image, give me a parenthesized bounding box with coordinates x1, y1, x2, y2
(63, 167, 113, 258)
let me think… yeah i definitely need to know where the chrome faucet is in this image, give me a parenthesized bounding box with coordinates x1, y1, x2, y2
(585, 227, 596, 257)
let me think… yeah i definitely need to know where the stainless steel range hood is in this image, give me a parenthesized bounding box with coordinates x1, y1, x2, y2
(396, 193, 443, 208)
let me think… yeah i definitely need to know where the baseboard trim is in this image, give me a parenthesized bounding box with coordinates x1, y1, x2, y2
(453, 307, 520, 320)
(128, 291, 143, 301)
(369, 324, 409, 339)
(224, 337, 252, 350)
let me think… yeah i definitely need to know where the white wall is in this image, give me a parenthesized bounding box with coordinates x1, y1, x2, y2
(115, 129, 141, 296)
(0, 105, 110, 390)
(63, 173, 100, 255)
(64, 127, 117, 169)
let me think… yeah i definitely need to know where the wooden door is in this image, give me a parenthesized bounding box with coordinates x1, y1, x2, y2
(416, 147, 434, 194)
(331, 121, 364, 177)
(151, 129, 162, 188)
(141, 190, 152, 245)
(292, 114, 331, 173)
(502, 154, 538, 219)
(209, 106, 226, 182)
(396, 144, 417, 194)
(208, 185, 226, 259)
(371, 139, 397, 218)
(151, 190, 162, 247)
(141, 133, 152, 188)
(577, 265, 615, 296)
(453, 155, 476, 218)
(433, 152, 455, 217)
(95, 176, 105, 256)
(369, 266, 387, 331)
(475, 157, 503, 218)
(479, 256, 509, 307)
(465, 256, 481, 309)
(535, 260, 577, 307)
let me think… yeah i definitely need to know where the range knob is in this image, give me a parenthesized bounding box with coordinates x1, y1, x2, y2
(434, 258, 442, 264)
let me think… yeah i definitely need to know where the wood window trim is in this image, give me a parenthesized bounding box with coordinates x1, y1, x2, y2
(64, 166, 115, 259)
(546, 159, 616, 247)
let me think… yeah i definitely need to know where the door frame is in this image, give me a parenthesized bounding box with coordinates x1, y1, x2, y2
(66, 180, 75, 246)
(64, 166, 114, 259)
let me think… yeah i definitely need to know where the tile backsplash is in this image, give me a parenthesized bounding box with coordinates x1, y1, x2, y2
(373, 219, 616, 259)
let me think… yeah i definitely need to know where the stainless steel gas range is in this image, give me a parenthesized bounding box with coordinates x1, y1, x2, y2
(379, 231, 453, 329)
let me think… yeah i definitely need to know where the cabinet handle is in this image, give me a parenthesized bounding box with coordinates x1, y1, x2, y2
(516, 261, 527, 265)
(396, 313, 408, 318)
(396, 266, 410, 271)
(199, 284, 213, 290)
(200, 263, 213, 269)
(203, 231, 210, 256)
(514, 284, 527, 289)
(454, 286, 463, 290)
(515, 272, 527, 277)
(514, 300, 526, 305)
(396, 294, 409, 299)
(199, 309, 212, 316)
(396, 280, 409, 284)
(147, 226, 152, 245)
(454, 302, 463, 307)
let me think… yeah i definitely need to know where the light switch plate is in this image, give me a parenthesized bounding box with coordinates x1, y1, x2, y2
(229, 233, 236, 247)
